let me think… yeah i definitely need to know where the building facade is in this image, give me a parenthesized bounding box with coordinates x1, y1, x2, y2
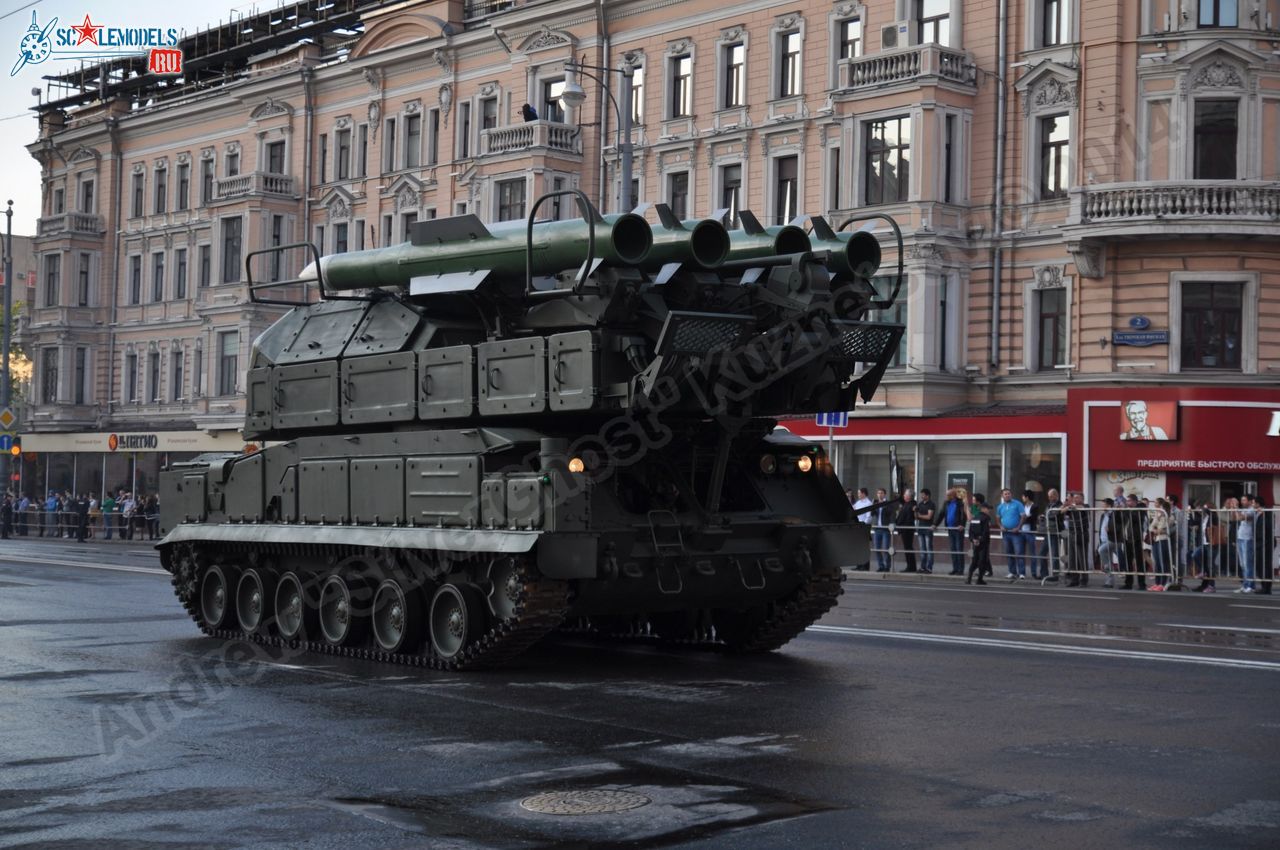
(21, 0, 1280, 502)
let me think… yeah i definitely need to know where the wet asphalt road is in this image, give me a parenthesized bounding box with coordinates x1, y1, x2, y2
(1, 539, 1278, 850)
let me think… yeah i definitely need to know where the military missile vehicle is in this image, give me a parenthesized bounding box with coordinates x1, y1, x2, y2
(158, 191, 904, 669)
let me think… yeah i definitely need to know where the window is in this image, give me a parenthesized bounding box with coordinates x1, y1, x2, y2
(152, 252, 165, 301)
(459, 103, 472, 158)
(1194, 99, 1237, 180)
(171, 350, 184, 402)
(198, 245, 211, 288)
(1043, 0, 1069, 46)
(125, 353, 137, 403)
(77, 252, 90, 306)
(318, 134, 328, 183)
(1037, 288, 1067, 370)
(426, 110, 440, 165)
(722, 42, 745, 108)
(357, 124, 369, 177)
(201, 159, 214, 204)
(669, 54, 692, 118)
(1039, 113, 1069, 199)
(78, 178, 94, 213)
(497, 179, 527, 222)
(53, 187, 65, 214)
(335, 129, 351, 179)
(314, 225, 325, 256)
(225, 149, 240, 177)
(943, 115, 956, 203)
(41, 348, 58, 404)
(334, 222, 349, 254)
(778, 31, 801, 98)
(838, 17, 863, 59)
(175, 248, 187, 299)
(401, 213, 417, 243)
(43, 254, 60, 307)
(354, 219, 365, 251)
(480, 97, 498, 131)
(1181, 281, 1242, 370)
(217, 331, 239, 396)
(405, 114, 422, 168)
(829, 147, 842, 211)
(383, 117, 397, 171)
(148, 351, 161, 402)
(176, 163, 190, 210)
(383, 214, 394, 247)
(542, 79, 565, 123)
(129, 256, 142, 304)
(865, 116, 912, 204)
(870, 275, 908, 367)
(720, 164, 742, 227)
(1198, 0, 1238, 27)
(131, 172, 144, 218)
(917, 0, 951, 46)
(270, 215, 284, 282)
(74, 348, 86, 405)
(630, 63, 644, 124)
(221, 217, 242, 284)
(667, 171, 689, 220)
(267, 139, 286, 174)
(193, 347, 203, 397)
(774, 155, 798, 225)
(154, 167, 167, 214)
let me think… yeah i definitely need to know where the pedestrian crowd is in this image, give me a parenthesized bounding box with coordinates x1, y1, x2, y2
(0, 490, 161, 542)
(846, 484, 1276, 594)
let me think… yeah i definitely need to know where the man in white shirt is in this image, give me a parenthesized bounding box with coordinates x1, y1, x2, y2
(851, 487, 873, 571)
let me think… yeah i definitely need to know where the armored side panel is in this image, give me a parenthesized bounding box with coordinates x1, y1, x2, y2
(246, 368, 273, 433)
(406, 456, 479, 527)
(276, 300, 369, 364)
(278, 465, 299, 522)
(343, 299, 421, 357)
(298, 460, 349, 523)
(478, 338, 547, 415)
(222, 453, 265, 522)
(549, 331, 597, 412)
(481, 477, 506, 528)
(178, 473, 207, 522)
(418, 345, 475, 420)
(350, 457, 406, 524)
(507, 477, 544, 530)
(273, 362, 340, 429)
(341, 353, 416, 424)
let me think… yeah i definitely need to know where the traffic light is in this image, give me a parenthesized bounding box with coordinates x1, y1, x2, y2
(9, 436, 18, 457)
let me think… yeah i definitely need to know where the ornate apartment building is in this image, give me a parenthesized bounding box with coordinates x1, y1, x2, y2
(21, 0, 1280, 503)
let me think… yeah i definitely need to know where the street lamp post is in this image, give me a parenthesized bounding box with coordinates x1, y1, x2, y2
(2, 201, 13, 491)
(560, 57, 634, 213)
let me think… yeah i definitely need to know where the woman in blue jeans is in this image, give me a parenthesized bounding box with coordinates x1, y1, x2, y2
(940, 489, 967, 575)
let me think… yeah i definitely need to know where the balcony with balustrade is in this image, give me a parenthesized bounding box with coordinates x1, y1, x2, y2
(1065, 181, 1280, 241)
(479, 120, 582, 160)
(836, 44, 977, 97)
(35, 213, 105, 239)
(214, 171, 296, 201)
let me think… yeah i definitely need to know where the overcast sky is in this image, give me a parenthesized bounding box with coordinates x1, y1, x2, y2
(0, 0, 257, 234)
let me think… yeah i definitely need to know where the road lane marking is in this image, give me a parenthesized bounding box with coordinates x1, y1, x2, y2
(975, 627, 1275, 653)
(806, 624, 1280, 671)
(1230, 604, 1280, 611)
(849, 582, 1120, 600)
(0, 554, 166, 576)
(1157, 623, 1280, 634)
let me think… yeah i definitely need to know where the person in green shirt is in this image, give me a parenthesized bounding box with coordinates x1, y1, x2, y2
(101, 493, 117, 540)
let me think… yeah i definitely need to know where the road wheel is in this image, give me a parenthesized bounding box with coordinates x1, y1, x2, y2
(319, 573, 365, 647)
(199, 565, 238, 630)
(236, 568, 274, 634)
(274, 571, 313, 641)
(372, 578, 420, 654)
(429, 583, 485, 662)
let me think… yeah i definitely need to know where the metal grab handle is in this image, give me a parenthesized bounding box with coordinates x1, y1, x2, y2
(553, 358, 564, 386)
(421, 371, 433, 396)
(343, 380, 355, 403)
(488, 367, 502, 390)
(273, 387, 285, 409)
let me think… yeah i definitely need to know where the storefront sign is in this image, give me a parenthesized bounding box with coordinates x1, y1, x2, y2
(108, 433, 161, 451)
(1268, 411, 1280, 437)
(19, 430, 245, 453)
(1112, 331, 1169, 347)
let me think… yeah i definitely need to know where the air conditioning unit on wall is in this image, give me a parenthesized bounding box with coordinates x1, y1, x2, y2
(881, 21, 915, 50)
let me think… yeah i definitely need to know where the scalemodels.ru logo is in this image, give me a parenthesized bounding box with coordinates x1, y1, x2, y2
(11, 11, 183, 76)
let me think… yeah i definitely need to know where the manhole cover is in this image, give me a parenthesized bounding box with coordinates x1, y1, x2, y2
(520, 789, 652, 816)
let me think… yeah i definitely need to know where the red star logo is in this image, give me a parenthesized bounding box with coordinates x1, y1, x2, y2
(71, 14, 102, 47)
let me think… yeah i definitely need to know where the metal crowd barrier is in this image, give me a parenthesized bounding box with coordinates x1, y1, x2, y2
(7, 508, 162, 541)
(1178, 506, 1278, 594)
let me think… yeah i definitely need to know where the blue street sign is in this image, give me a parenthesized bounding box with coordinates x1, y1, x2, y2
(815, 412, 849, 428)
(0, 435, 12, 452)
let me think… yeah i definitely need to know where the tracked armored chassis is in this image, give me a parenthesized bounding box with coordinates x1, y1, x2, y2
(158, 196, 904, 669)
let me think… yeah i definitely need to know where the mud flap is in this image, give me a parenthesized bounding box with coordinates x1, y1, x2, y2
(815, 523, 869, 571)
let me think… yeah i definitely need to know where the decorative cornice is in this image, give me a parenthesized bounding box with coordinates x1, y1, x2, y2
(1190, 59, 1243, 89)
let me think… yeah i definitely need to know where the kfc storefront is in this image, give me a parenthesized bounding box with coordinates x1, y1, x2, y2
(1068, 387, 1280, 507)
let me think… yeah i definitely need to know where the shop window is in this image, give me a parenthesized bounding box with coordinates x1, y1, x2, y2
(1181, 281, 1242, 370)
(1194, 100, 1237, 180)
(667, 171, 689, 220)
(1198, 0, 1238, 27)
(1039, 113, 1070, 199)
(921, 439, 1004, 505)
(834, 440, 918, 499)
(1007, 438, 1063, 507)
(865, 116, 911, 205)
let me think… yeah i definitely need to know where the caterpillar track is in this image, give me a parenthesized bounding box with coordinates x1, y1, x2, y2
(164, 541, 570, 671)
